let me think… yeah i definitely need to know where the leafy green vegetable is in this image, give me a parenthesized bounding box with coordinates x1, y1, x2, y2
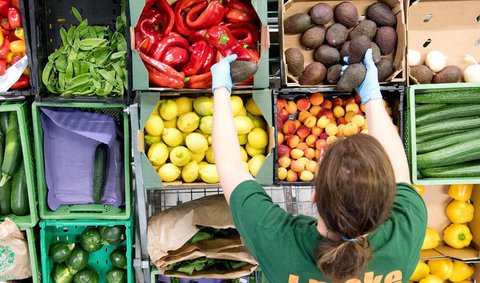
(41, 6, 127, 97)
(167, 257, 249, 275)
(188, 226, 239, 244)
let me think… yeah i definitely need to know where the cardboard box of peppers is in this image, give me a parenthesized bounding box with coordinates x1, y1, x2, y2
(134, 0, 261, 89)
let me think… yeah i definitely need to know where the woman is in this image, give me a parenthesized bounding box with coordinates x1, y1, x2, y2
(211, 50, 427, 282)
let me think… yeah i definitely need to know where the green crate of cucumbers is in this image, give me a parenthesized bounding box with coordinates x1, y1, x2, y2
(0, 102, 38, 228)
(40, 219, 133, 283)
(407, 83, 480, 185)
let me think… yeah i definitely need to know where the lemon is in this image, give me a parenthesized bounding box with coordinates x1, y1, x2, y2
(190, 150, 205, 163)
(205, 146, 215, 164)
(162, 128, 183, 147)
(246, 98, 262, 116)
(245, 143, 264, 157)
(238, 134, 248, 145)
(193, 96, 213, 116)
(186, 133, 208, 153)
(240, 147, 248, 162)
(247, 112, 266, 129)
(247, 128, 268, 149)
(234, 116, 254, 135)
(169, 146, 191, 167)
(158, 163, 181, 182)
(163, 117, 177, 128)
(147, 142, 169, 166)
(237, 106, 247, 116)
(199, 164, 219, 183)
(182, 161, 199, 183)
(145, 115, 164, 136)
(243, 161, 249, 171)
(199, 116, 213, 134)
(144, 135, 161, 146)
(159, 100, 178, 120)
(230, 96, 244, 116)
(177, 112, 200, 133)
(175, 97, 192, 116)
(248, 155, 265, 177)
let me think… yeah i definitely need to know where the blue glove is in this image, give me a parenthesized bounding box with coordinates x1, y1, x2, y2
(211, 54, 237, 93)
(355, 49, 382, 104)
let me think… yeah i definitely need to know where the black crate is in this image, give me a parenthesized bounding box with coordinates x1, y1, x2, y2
(28, 0, 132, 103)
(0, 0, 34, 98)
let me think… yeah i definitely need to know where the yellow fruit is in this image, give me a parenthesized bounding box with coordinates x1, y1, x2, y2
(199, 116, 213, 134)
(193, 96, 213, 116)
(325, 123, 338, 136)
(412, 184, 425, 197)
(158, 163, 181, 182)
(243, 161, 249, 171)
(230, 96, 244, 116)
(343, 123, 358, 136)
(247, 112, 266, 129)
(177, 112, 200, 133)
(207, 135, 212, 145)
(159, 100, 178, 120)
(446, 200, 474, 224)
(182, 161, 199, 183)
(448, 184, 473, 201)
(145, 115, 164, 136)
(240, 147, 248, 162)
(449, 261, 474, 282)
(162, 128, 183, 147)
(351, 115, 365, 127)
(419, 275, 443, 283)
(163, 118, 177, 128)
(299, 170, 314, 181)
(169, 146, 191, 167)
(326, 136, 338, 145)
(175, 97, 192, 116)
(205, 147, 215, 163)
(238, 134, 248, 145)
(248, 155, 265, 177)
(234, 116, 254, 135)
(246, 98, 262, 116)
(189, 150, 205, 163)
(144, 135, 161, 146)
(237, 106, 247, 116)
(186, 133, 208, 153)
(245, 143, 265, 157)
(199, 164, 219, 183)
(247, 128, 268, 149)
(278, 167, 288, 180)
(422, 227, 440, 250)
(410, 261, 429, 281)
(428, 259, 453, 280)
(147, 142, 169, 166)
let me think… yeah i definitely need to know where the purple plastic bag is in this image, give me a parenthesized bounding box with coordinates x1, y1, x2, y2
(41, 107, 124, 210)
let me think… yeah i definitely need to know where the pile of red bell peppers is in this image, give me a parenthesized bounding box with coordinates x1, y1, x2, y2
(135, 0, 260, 89)
(0, 0, 29, 90)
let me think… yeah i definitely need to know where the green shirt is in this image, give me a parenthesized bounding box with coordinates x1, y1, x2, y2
(230, 180, 427, 283)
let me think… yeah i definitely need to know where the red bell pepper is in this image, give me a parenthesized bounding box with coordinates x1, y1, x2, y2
(0, 38, 8, 59)
(0, 59, 5, 75)
(139, 51, 185, 88)
(181, 40, 215, 76)
(151, 32, 189, 60)
(173, 0, 205, 36)
(224, 1, 257, 23)
(185, 72, 212, 88)
(222, 22, 259, 48)
(186, 0, 225, 29)
(7, 7, 20, 30)
(137, 12, 163, 53)
(161, 46, 189, 68)
(155, 0, 174, 37)
(0, 18, 10, 31)
(187, 29, 208, 43)
(0, 1, 10, 17)
(9, 74, 29, 90)
(207, 25, 259, 63)
(9, 53, 20, 65)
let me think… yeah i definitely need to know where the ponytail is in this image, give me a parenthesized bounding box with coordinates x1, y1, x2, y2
(316, 236, 371, 281)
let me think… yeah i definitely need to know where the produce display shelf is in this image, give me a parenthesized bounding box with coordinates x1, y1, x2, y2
(151, 268, 261, 283)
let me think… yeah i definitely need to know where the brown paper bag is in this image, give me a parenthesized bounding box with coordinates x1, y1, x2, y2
(147, 195, 258, 278)
(0, 218, 31, 280)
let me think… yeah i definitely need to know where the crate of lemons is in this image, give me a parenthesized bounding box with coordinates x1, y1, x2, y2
(410, 259, 474, 283)
(144, 96, 269, 184)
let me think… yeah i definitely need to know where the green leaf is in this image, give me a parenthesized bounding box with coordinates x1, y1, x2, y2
(71, 7, 83, 23)
(176, 265, 196, 275)
(189, 231, 213, 244)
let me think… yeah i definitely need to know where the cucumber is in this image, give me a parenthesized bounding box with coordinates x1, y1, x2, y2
(73, 267, 99, 283)
(66, 247, 89, 274)
(110, 248, 127, 269)
(99, 226, 125, 246)
(52, 263, 74, 283)
(421, 163, 480, 178)
(106, 268, 126, 283)
(0, 179, 11, 215)
(416, 104, 480, 126)
(79, 228, 102, 252)
(0, 112, 21, 187)
(0, 112, 9, 135)
(415, 104, 447, 116)
(50, 242, 76, 263)
(416, 130, 468, 144)
(0, 132, 5, 167)
(416, 116, 480, 136)
(93, 144, 108, 204)
(10, 163, 29, 216)
(416, 91, 480, 104)
(417, 139, 480, 168)
(417, 129, 480, 154)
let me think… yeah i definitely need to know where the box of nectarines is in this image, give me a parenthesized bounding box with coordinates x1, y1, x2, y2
(279, 0, 407, 88)
(133, 90, 275, 189)
(275, 89, 402, 184)
(406, 0, 480, 85)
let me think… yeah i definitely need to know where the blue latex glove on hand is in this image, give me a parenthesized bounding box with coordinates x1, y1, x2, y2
(354, 49, 382, 104)
(211, 54, 237, 93)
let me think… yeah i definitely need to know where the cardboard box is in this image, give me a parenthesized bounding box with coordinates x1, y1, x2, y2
(279, 0, 406, 87)
(406, 0, 480, 85)
(129, 0, 270, 91)
(134, 90, 275, 189)
(420, 185, 480, 261)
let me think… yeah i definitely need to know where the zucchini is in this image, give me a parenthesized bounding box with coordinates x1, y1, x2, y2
(421, 163, 480, 178)
(415, 104, 447, 116)
(416, 91, 480, 104)
(50, 242, 76, 263)
(79, 228, 102, 252)
(106, 268, 126, 283)
(73, 267, 99, 283)
(66, 247, 89, 274)
(110, 248, 127, 269)
(0, 132, 5, 167)
(0, 112, 21, 187)
(0, 112, 9, 135)
(417, 129, 480, 154)
(416, 130, 468, 144)
(99, 226, 125, 246)
(417, 139, 480, 168)
(10, 163, 29, 216)
(93, 144, 108, 204)
(416, 104, 480, 126)
(416, 116, 480, 136)
(0, 179, 11, 215)
(51, 263, 74, 283)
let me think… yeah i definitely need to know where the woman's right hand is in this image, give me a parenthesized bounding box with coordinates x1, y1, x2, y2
(355, 49, 383, 104)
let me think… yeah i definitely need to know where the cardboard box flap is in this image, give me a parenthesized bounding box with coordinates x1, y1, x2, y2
(420, 249, 446, 260)
(423, 185, 451, 238)
(435, 245, 480, 261)
(471, 185, 480, 248)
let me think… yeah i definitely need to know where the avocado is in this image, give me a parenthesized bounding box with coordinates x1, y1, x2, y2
(349, 35, 372, 64)
(299, 62, 326, 85)
(349, 20, 377, 40)
(367, 3, 396, 27)
(433, 66, 463, 83)
(310, 3, 333, 25)
(285, 48, 305, 77)
(326, 64, 343, 84)
(314, 45, 340, 67)
(340, 41, 350, 58)
(301, 26, 326, 49)
(334, 2, 359, 28)
(377, 58, 394, 82)
(410, 65, 433, 84)
(375, 26, 396, 55)
(284, 13, 312, 34)
(371, 42, 382, 64)
(326, 23, 348, 47)
(230, 61, 258, 83)
(336, 63, 366, 92)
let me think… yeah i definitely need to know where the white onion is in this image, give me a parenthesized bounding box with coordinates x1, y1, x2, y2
(407, 49, 421, 66)
(464, 55, 480, 83)
(426, 50, 447, 72)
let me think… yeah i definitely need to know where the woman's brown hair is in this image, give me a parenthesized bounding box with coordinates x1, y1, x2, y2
(314, 134, 396, 281)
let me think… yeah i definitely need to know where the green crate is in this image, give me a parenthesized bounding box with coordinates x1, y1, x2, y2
(26, 227, 41, 283)
(407, 83, 480, 185)
(0, 102, 38, 228)
(150, 268, 261, 282)
(129, 0, 269, 91)
(134, 90, 274, 189)
(40, 219, 133, 283)
(32, 102, 131, 219)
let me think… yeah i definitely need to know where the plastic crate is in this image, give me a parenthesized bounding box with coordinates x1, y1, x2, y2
(0, 102, 38, 228)
(133, 90, 274, 190)
(32, 101, 131, 219)
(407, 83, 480, 185)
(28, 0, 131, 102)
(39, 219, 133, 283)
(151, 269, 258, 283)
(26, 227, 41, 283)
(0, 0, 35, 97)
